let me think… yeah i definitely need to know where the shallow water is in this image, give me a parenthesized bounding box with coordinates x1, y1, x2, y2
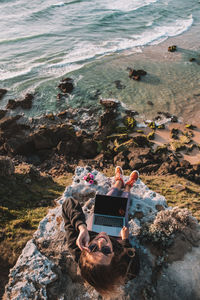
(0, 0, 200, 119)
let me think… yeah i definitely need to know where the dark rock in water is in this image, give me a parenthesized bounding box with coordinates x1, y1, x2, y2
(147, 101, 154, 106)
(128, 68, 147, 80)
(6, 99, 18, 110)
(57, 93, 65, 100)
(0, 110, 7, 120)
(0, 156, 14, 176)
(133, 74, 140, 81)
(137, 69, 147, 76)
(57, 110, 68, 119)
(114, 80, 126, 90)
(6, 93, 34, 110)
(128, 68, 138, 78)
(189, 58, 196, 62)
(168, 45, 177, 52)
(99, 98, 119, 110)
(20, 93, 34, 109)
(0, 89, 7, 100)
(58, 78, 74, 94)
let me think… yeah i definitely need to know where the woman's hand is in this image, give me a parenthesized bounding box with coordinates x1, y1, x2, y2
(76, 224, 90, 251)
(120, 226, 129, 240)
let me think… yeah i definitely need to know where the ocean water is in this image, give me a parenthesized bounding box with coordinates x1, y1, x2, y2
(0, 0, 200, 119)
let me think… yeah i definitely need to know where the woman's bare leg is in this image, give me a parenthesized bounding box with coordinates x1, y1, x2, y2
(114, 179, 123, 190)
(124, 183, 131, 193)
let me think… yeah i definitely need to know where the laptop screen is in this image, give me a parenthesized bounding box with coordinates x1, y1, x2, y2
(94, 194, 128, 217)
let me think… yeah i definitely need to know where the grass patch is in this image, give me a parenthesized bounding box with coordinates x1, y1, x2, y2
(141, 174, 200, 222)
(0, 167, 73, 296)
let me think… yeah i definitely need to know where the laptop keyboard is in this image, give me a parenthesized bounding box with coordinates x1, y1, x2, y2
(94, 215, 123, 227)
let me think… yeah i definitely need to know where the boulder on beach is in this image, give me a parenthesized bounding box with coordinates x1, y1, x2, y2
(4, 166, 200, 300)
(168, 45, 177, 52)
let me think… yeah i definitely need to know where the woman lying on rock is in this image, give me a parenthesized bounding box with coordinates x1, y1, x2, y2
(62, 167, 140, 298)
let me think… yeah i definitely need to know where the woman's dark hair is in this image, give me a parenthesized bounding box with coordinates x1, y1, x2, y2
(78, 238, 140, 297)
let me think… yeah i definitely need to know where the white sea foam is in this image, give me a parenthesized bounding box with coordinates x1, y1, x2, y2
(53, 2, 65, 7)
(100, 0, 159, 12)
(53, 15, 193, 68)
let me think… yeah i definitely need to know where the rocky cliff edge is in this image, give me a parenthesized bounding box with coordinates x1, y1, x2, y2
(3, 166, 200, 300)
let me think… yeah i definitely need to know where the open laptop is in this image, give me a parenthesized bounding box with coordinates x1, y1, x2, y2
(86, 194, 130, 237)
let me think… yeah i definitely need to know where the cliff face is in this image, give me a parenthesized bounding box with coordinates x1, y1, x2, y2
(4, 167, 200, 300)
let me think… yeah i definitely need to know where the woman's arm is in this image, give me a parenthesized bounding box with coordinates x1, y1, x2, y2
(76, 224, 90, 251)
(62, 197, 89, 262)
(120, 226, 132, 248)
(62, 196, 86, 231)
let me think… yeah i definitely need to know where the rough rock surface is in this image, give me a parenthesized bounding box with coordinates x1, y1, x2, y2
(0, 156, 14, 176)
(4, 167, 200, 300)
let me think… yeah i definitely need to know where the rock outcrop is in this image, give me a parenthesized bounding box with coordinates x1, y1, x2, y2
(0, 156, 14, 176)
(4, 167, 200, 300)
(6, 93, 34, 110)
(0, 89, 7, 100)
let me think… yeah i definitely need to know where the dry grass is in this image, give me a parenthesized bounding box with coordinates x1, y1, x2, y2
(141, 174, 200, 222)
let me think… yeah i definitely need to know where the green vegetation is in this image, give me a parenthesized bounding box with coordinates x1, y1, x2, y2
(147, 131, 155, 140)
(123, 116, 136, 129)
(142, 174, 200, 222)
(0, 165, 72, 268)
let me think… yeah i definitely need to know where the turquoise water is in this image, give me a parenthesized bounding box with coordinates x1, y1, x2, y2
(0, 0, 200, 118)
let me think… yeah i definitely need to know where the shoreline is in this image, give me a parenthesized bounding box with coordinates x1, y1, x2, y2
(1, 23, 200, 123)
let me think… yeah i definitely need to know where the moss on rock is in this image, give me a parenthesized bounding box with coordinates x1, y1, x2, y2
(147, 131, 155, 140)
(185, 124, 196, 130)
(171, 141, 187, 152)
(148, 122, 156, 129)
(123, 116, 136, 129)
(114, 139, 137, 153)
(157, 124, 165, 129)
